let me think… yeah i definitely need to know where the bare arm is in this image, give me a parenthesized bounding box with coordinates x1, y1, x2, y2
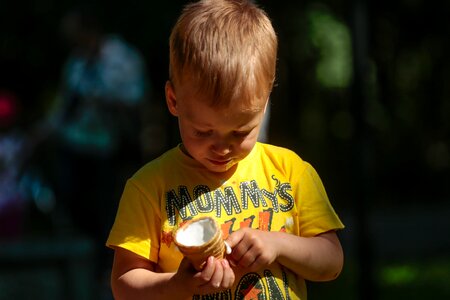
(275, 231, 343, 281)
(111, 247, 187, 300)
(111, 247, 235, 300)
(226, 229, 343, 282)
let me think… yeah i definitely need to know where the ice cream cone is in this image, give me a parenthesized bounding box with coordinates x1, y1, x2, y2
(174, 217, 228, 271)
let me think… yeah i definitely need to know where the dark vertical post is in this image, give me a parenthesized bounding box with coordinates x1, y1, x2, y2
(350, 0, 376, 299)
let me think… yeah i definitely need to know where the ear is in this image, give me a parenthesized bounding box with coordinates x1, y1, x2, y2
(165, 80, 179, 116)
(263, 96, 270, 113)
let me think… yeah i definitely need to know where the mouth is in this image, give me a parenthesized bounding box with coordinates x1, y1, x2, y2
(207, 158, 232, 166)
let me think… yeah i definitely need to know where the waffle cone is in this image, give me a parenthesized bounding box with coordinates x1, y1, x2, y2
(174, 217, 226, 271)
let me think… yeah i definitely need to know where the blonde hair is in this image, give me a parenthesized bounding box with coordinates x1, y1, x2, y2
(169, 0, 278, 108)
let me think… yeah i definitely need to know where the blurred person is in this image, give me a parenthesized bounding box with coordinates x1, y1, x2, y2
(0, 90, 27, 238)
(0, 90, 56, 238)
(46, 5, 150, 284)
(57, 6, 148, 158)
(107, 1, 344, 299)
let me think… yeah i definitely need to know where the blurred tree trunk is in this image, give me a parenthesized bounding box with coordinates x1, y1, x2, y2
(350, 0, 377, 299)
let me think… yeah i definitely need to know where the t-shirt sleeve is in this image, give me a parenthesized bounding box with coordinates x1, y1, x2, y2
(296, 162, 345, 237)
(106, 179, 160, 263)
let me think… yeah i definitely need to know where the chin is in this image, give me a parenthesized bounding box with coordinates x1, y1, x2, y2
(207, 161, 238, 173)
(205, 164, 230, 173)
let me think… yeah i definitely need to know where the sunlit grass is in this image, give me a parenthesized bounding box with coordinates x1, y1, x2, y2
(308, 256, 450, 299)
(378, 257, 450, 299)
(380, 264, 419, 285)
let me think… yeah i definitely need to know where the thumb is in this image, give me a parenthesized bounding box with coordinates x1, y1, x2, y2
(178, 256, 197, 273)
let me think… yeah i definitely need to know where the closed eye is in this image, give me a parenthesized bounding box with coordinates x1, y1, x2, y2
(194, 130, 213, 137)
(233, 131, 251, 138)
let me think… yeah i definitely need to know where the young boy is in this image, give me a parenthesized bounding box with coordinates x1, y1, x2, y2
(107, 1, 344, 299)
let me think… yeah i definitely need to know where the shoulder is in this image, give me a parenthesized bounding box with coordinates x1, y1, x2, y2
(257, 143, 306, 164)
(255, 142, 311, 176)
(257, 143, 299, 156)
(130, 146, 180, 185)
(118, 146, 182, 204)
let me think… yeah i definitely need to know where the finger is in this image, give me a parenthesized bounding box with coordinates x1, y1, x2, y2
(221, 259, 235, 288)
(196, 256, 215, 283)
(237, 248, 258, 268)
(225, 229, 246, 248)
(209, 259, 224, 288)
(247, 254, 265, 272)
(230, 236, 252, 262)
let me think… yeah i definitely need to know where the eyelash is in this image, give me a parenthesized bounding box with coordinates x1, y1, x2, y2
(194, 130, 251, 138)
(194, 130, 213, 137)
(233, 131, 250, 137)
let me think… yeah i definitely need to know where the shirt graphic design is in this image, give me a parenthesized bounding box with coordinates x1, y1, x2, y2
(107, 143, 344, 300)
(164, 177, 296, 299)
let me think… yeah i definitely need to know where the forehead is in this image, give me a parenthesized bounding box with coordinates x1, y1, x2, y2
(189, 97, 264, 123)
(174, 69, 269, 109)
(177, 83, 266, 128)
(175, 79, 267, 111)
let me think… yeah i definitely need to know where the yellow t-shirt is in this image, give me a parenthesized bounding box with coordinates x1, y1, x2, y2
(107, 142, 344, 299)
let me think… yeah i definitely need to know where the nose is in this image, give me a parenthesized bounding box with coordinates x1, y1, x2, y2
(211, 137, 232, 156)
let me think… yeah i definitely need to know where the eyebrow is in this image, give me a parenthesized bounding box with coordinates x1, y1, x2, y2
(237, 124, 258, 131)
(191, 121, 255, 132)
(189, 119, 213, 129)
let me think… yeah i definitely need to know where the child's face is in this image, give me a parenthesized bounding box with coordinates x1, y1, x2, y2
(166, 81, 267, 173)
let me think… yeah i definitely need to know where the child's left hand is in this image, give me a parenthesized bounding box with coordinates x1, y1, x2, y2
(225, 228, 279, 272)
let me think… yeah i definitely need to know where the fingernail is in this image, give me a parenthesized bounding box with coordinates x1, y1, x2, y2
(224, 241, 232, 255)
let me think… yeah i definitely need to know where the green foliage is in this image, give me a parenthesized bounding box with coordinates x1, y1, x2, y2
(307, 7, 353, 88)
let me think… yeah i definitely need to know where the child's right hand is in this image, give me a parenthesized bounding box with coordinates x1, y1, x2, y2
(174, 256, 235, 296)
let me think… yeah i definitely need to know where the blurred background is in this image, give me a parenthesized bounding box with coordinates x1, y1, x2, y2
(1, 0, 449, 299)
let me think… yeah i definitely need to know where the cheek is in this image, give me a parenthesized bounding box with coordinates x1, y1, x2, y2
(237, 137, 257, 154)
(181, 134, 208, 155)
(178, 123, 195, 145)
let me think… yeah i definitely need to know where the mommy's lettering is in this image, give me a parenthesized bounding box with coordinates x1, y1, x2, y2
(165, 179, 294, 226)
